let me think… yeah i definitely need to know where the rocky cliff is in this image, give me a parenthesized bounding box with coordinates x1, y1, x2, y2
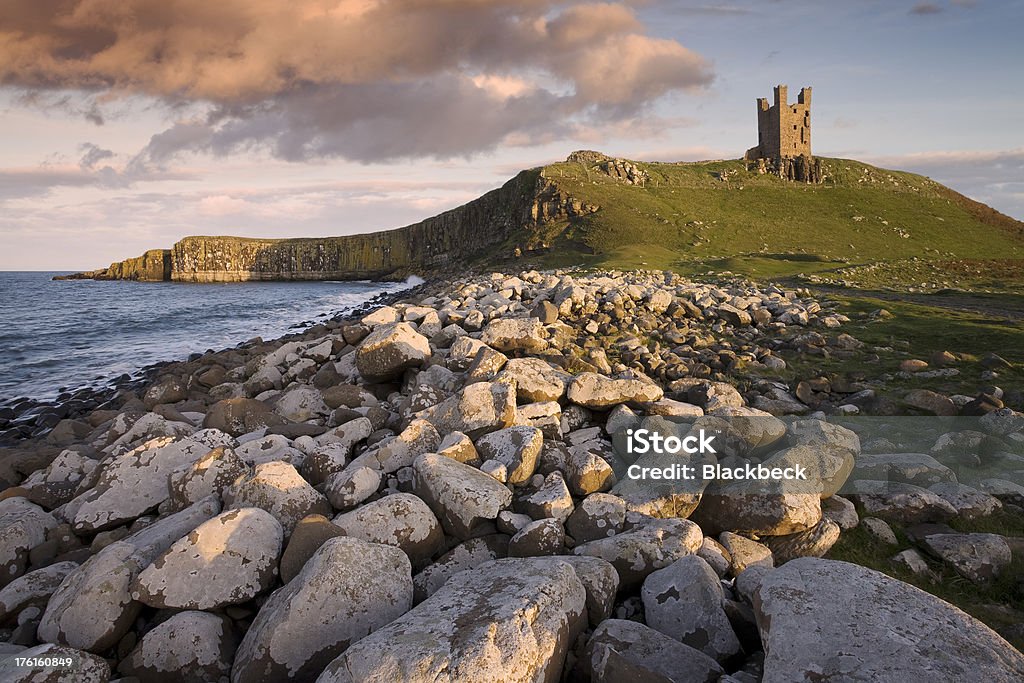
(58, 168, 596, 283)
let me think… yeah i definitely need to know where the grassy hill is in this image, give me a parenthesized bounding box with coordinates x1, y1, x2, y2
(516, 155, 1024, 289)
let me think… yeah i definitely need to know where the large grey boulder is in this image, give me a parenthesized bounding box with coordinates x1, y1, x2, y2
(19, 449, 98, 509)
(412, 535, 510, 602)
(413, 453, 512, 540)
(120, 611, 238, 683)
(419, 381, 516, 439)
(132, 507, 283, 609)
(480, 318, 548, 353)
(168, 445, 250, 511)
(232, 537, 413, 683)
(853, 453, 956, 487)
(204, 398, 287, 437)
(583, 619, 723, 683)
(317, 558, 586, 683)
(574, 518, 703, 589)
(642, 555, 741, 662)
(0, 497, 57, 586)
(843, 480, 957, 524)
(70, 436, 211, 533)
(497, 358, 572, 402)
(332, 493, 444, 566)
(39, 498, 221, 653)
(567, 372, 663, 409)
(475, 426, 543, 485)
(921, 532, 1012, 583)
(755, 558, 1024, 682)
(225, 460, 331, 535)
(0, 561, 78, 626)
(355, 322, 431, 382)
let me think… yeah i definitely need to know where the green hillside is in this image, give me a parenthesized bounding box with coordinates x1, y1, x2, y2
(524, 155, 1024, 287)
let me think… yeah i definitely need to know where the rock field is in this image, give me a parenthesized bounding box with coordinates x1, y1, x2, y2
(0, 269, 1022, 681)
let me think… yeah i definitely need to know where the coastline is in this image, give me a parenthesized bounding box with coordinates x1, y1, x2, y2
(0, 279, 432, 445)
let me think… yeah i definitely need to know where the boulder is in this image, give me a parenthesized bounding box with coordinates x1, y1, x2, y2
(225, 461, 331, 535)
(480, 318, 548, 353)
(279, 514, 345, 584)
(232, 537, 413, 683)
(317, 558, 585, 683)
(921, 532, 1012, 583)
(853, 453, 956, 487)
(168, 445, 249, 511)
(844, 480, 957, 525)
(763, 517, 841, 563)
(574, 518, 703, 589)
(927, 482, 1003, 520)
(19, 449, 98, 509)
(517, 472, 574, 521)
(567, 373, 664, 409)
(120, 611, 237, 683)
(332, 493, 444, 566)
(132, 508, 283, 609)
(497, 358, 572, 402)
(0, 561, 78, 626)
(413, 535, 510, 602)
(419, 381, 516, 439)
(0, 497, 57, 586)
(355, 322, 431, 382)
(413, 453, 512, 540)
(475, 426, 543, 485)
(565, 493, 626, 544)
(70, 436, 211, 533)
(642, 555, 741, 662)
(204, 398, 287, 437)
(583, 619, 723, 683)
(508, 518, 565, 557)
(755, 558, 1024, 682)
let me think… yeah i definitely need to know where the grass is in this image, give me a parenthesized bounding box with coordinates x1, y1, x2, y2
(521, 156, 1024, 295)
(826, 511, 1024, 650)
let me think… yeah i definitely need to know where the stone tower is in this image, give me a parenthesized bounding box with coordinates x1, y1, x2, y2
(746, 85, 820, 182)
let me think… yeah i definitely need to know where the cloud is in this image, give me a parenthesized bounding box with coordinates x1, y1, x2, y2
(78, 143, 114, 169)
(0, 163, 193, 202)
(0, 0, 714, 163)
(910, 2, 943, 14)
(866, 148, 1024, 220)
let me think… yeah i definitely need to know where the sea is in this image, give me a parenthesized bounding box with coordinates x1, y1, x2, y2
(0, 272, 419, 404)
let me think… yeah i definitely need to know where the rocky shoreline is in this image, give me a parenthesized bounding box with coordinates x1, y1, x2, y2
(0, 269, 1022, 681)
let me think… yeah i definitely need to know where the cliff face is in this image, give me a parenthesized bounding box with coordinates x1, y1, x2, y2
(54, 249, 171, 281)
(61, 168, 596, 283)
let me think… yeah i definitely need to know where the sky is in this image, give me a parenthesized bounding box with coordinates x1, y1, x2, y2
(1, 0, 1022, 271)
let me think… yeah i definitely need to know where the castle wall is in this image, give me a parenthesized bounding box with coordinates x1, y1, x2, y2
(754, 85, 811, 160)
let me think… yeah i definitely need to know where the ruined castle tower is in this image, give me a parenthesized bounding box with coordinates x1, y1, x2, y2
(746, 85, 820, 182)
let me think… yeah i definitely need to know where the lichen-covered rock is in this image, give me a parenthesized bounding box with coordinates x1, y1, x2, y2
(70, 436, 212, 533)
(231, 537, 413, 683)
(317, 558, 586, 683)
(480, 318, 548, 353)
(168, 445, 250, 512)
(332, 493, 444, 566)
(475, 426, 543, 485)
(497, 358, 571, 402)
(755, 558, 1024, 682)
(279, 514, 345, 584)
(642, 555, 741, 662)
(0, 497, 57, 586)
(355, 322, 431, 382)
(574, 518, 703, 589)
(0, 643, 110, 682)
(39, 498, 221, 653)
(272, 386, 330, 422)
(0, 561, 78, 626)
(692, 489, 821, 537)
(19, 449, 98, 509)
(365, 419, 439, 474)
(419, 381, 516, 439)
(225, 461, 331, 535)
(927, 482, 1003, 520)
(508, 518, 565, 557)
(853, 453, 956, 487)
(518, 472, 574, 522)
(844, 480, 957, 525)
(132, 508, 283, 609)
(718, 532, 774, 575)
(566, 493, 626, 544)
(413, 452, 512, 540)
(413, 535, 510, 603)
(921, 532, 1012, 583)
(120, 611, 238, 683)
(324, 465, 381, 511)
(204, 398, 287, 437)
(763, 517, 841, 564)
(583, 619, 724, 683)
(567, 372, 663, 409)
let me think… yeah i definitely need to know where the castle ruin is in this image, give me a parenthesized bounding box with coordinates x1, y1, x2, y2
(745, 85, 821, 183)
